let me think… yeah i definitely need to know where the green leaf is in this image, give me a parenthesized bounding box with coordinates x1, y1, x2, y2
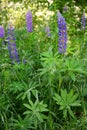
(53, 89, 81, 119)
(23, 104, 32, 110)
(53, 93, 62, 104)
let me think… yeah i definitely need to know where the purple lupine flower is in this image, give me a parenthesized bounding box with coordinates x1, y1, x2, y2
(26, 10, 33, 32)
(45, 26, 51, 38)
(81, 13, 86, 30)
(7, 22, 19, 63)
(57, 11, 67, 53)
(0, 26, 5, 38)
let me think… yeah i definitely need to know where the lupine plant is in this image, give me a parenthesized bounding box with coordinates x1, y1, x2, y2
(7, 22, 19, 63)
(26, 10, 33, 32)
(57, 11, 67, 53)
(53, 89, 81, 118)
(0, 1, 87, 130)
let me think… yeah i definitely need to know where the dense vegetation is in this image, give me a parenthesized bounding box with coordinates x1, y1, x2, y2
(0, 0, 87, 129)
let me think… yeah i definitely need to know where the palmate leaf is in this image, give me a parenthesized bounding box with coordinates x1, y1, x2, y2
(22, 81, 39, 100)
(12, 115, 35, 129)
(53, 89, 81, 118)
(64, 57, 87, 81)
(39, 47, 59, 76)
(23, 99, 48, 123)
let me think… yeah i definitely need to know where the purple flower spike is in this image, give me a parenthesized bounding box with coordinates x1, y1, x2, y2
(57, 11, 67, 54)
(81, 13, 86, 30)
(7, 22, 19, 63)
(0, 26, 5, 38)
(26, 10, 33, 32)
(45, 26, 51, 38)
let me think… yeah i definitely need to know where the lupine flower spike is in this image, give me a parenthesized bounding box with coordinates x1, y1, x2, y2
(26, 10, 33, 32)
(0, 26, 5, 38)
(7, 22, 19, 63)
(81, 13, 86, 30)
(45, 26, 51, 38)
(57, 11, 67, 53)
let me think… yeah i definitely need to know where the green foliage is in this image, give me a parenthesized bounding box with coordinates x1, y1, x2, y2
(39, 47, 59, 84)
(11, 115, 35, 130)
(53, 89, 81, 118)
(23, 100, 48, 129)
